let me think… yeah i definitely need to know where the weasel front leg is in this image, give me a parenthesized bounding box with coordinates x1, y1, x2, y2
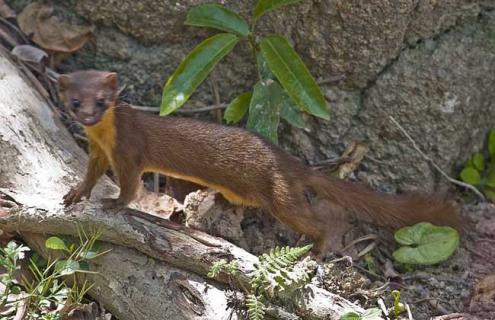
(102, 164, 142, 210)
(64, 140, 109, 206)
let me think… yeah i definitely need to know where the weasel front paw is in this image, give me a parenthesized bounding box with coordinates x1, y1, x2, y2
(63, 184, 90, 207)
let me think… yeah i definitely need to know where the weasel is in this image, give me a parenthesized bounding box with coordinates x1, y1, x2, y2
(59, 70, 460, 255)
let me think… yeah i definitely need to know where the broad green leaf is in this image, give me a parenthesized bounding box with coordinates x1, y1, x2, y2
(55, 260, 80, 276)
(161, 33, 239, 116)
(224, 92, 252, 124)
(488, 129, 495, 159)
(482, 187, 495, 202)
(340, 312, 361, 320)
(393, 222, 459, 265)
(185, 4, 250, 36)
(257, 53, 305, 128)
(253, 0, 302, 18)
(247, 81, 282, 144)
(472, 152, 485, 171)
(78, 261, 90, 271)
(281, 94, 305, 128)
(256, 52, 275, 81)
(45, 237, 68, 252)
(460, 167, 481, 186)
(79, 251, 98, 260)
(486, 166, 495, 188)
(260, 35, 329, 120)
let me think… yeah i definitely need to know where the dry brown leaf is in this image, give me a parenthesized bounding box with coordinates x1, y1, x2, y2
(0, 0, 15, 19)
(471, 274, 495, 303)
(336, 140, 369, 178)
(17, 2, 93, 53)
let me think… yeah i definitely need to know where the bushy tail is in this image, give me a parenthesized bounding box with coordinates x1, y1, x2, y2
(308, 172, 461, 229)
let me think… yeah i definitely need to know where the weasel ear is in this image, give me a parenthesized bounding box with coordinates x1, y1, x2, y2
(103, 72, 118, 91)
(57, 75, 70, 92)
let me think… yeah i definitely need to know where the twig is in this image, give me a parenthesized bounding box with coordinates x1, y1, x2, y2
(341, 234, 379, 252)
(431, 313, 467, 320)
(210, 73, 223, 123)
(13, 294, 28, 320)
(405, 303, 413, 320)
(130, 105, 159, 112)
(178, 104, 227, 114)
(389, 116, 485, 200)
(377, 298, 390, 320)
(130, 104, 227, 114)
(317, 75, 346, 85)
(353, 264, 386, 281)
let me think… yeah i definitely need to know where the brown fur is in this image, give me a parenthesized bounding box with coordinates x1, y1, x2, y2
(59, 70, 461, 256)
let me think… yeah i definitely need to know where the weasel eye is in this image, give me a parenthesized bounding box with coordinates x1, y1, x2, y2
(96, 98, 106, 109)
(71, 99, 81, 109)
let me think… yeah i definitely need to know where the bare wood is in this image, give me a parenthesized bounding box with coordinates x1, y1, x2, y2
(23, 233, 238, 320)
(0, 50, 366, 319)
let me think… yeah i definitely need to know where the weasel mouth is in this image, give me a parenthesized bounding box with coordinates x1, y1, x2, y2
(79, 116, 100, 126)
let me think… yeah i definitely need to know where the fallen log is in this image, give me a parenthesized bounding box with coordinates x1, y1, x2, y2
(0, 49, 366, 319)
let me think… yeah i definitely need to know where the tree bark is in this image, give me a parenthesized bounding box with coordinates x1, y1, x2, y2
(0, 50, 367, 319)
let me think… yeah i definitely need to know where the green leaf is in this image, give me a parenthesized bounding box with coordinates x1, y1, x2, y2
(281, 93, 305, 128)
(256, 52, 275, 81)
(253, 0, 303, 18)
(472, 152, 485, 171)
(340, 312, 361, 320)
(54, 260, 80, 276)
(78, 261, 90, 271)
(45, 237, 68, 252)
(247, 81, 283, 144)
(482, 187, 495, 202)
(79, 251, 98, 260)
(257, 51, 307, 128)
(393, 222, 459, 265)
(486, 166, 495, 188)
(224, 92, 252, 124)
(488, 129, 495, 159)
(160, 33, 239, 116)
(260, 35, 329, 120)
(460, 167, 481, 186)
(185, 4, 250, 37)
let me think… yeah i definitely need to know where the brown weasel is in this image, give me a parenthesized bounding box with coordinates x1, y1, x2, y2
(59, 70, 460, 255)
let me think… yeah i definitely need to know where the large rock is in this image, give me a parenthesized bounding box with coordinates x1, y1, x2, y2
(6, 0, 495, 191)
(294, 10, 495, 192)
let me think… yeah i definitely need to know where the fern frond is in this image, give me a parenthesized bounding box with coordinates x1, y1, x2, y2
(207, 259, 228, 278)
(246, 294, 265, 320)
(250, 244, 313, 294)
(208, 259, 239, 278)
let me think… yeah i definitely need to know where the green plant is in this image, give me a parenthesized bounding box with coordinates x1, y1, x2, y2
(392, 222, 459, 265)
(0, 241, 30, 305)
(0, 228, 108, 319)
(161, 0, 329, 144)
(207, 244, 313, 320)
(459, 129, 495, 201)
(391, 290, 405, 319)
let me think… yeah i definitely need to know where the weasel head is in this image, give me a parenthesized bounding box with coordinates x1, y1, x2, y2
(58, 70, 119, 127)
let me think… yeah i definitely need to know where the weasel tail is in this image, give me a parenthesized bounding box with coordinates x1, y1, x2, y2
(307, 172, 461, 230)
